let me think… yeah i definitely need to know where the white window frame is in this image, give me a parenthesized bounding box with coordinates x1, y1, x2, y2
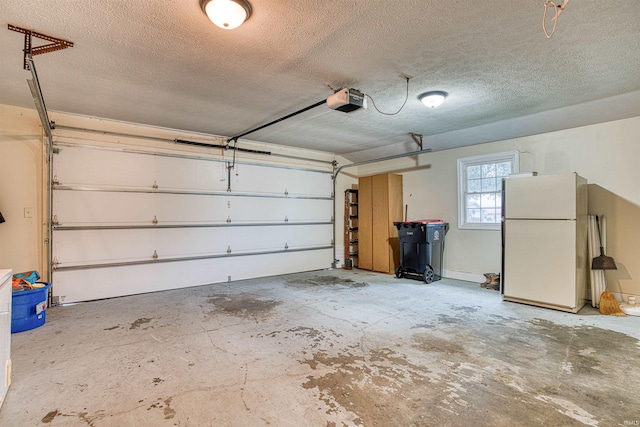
(457, 151, 519, 231)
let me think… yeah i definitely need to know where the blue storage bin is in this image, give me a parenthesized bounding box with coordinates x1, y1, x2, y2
(12, 282, 52, 333)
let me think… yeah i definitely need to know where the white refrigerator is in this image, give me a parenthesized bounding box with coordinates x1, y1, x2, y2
(502, 173, 588, 313)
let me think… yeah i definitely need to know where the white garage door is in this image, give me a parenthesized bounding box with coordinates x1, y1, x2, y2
(51, 140, 334, 303)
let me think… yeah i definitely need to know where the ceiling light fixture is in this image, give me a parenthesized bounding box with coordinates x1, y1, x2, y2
(200, 0, 252, 30)
(418, 91, 448, 108)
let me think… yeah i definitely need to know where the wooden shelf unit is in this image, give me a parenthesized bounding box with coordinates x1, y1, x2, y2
(344, 189, 358, 269)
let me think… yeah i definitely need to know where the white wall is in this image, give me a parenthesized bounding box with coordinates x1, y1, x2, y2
(0, 104, 45, 275)
(355, 116, 640, 297)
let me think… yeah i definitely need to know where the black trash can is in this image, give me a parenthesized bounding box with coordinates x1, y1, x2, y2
(393, 220, 449, 283)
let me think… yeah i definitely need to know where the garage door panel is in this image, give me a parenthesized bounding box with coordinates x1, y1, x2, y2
(53, 228, 232, 265)
(55, 192, 331, 226)
(288, 199, 333, 221)
(55, 145, 229, 191)
(55, 146, 157, 187)
(230, 198, 332, 222)
(53, 224, 331, 267)
(150, 155, 227, 192)
(230, 164, 332, 197)
(284, 224, 333, 247)
(52, 140, 334, 302)
(54, 192, 231, 225)
(53, 249, 332, 303)
(228, 227, 287, 252)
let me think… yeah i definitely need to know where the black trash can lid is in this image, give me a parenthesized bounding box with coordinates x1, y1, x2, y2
(393, 219, 446, 226)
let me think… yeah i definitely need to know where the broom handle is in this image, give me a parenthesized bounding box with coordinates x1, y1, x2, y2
(595, 215, 606, 256)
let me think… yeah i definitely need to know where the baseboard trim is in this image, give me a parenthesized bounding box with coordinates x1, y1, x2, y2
(611, 291, 639, 304)
(442, 270, 484, 284)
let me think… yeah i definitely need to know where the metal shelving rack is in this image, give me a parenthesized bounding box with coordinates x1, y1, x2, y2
(344, 189, 358, 269)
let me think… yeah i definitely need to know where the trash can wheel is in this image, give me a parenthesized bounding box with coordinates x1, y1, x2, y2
(395, 265, 404, 279)
(423, 266, 434, 284)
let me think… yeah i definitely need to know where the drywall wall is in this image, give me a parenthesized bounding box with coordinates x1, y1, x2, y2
(356, 116, 640, 298)
(0, 104, 45, 275)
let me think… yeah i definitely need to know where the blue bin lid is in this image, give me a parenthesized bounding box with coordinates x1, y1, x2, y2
(12, 282, 51, 295)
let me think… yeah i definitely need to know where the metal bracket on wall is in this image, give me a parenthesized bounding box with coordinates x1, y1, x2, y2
(409, 133, 424, 150)
(8, 24, 74, 70)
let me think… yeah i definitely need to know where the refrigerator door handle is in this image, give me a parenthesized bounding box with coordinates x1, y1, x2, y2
(501, 178, 506, 295)
(501, 177, 506, 220)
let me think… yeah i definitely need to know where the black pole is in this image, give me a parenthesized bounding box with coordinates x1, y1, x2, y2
(175, 139, 271, 155)
(227, 99, 327, 143)
(175, 139, 227, 149)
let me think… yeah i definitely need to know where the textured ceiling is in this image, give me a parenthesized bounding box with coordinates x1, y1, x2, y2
(1, 0, 639, 161)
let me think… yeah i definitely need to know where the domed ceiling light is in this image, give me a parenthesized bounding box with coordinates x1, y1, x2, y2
(200, 0, 252, 30)
(418, 91, 448, 108)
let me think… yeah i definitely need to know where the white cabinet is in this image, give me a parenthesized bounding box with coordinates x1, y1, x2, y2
(0, 269, 11, 409)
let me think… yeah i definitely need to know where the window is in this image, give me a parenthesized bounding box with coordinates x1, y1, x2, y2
(457, 151, 519, 230)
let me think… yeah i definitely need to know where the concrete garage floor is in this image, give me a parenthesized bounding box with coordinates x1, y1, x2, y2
(1, 270, 639, 426)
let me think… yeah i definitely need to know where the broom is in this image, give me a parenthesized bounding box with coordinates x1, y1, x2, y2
(599, 291, 625, 316)
(592, 215, 625, 316)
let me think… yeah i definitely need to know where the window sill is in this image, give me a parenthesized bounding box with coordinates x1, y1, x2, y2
(459, 223, 501, 231)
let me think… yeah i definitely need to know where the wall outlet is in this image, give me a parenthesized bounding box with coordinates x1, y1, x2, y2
(24, 207, 33, 218)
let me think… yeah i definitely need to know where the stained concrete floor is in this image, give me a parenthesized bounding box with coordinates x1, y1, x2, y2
(1, 269, 639, 426)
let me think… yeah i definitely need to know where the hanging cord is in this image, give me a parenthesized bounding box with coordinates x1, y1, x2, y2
(543, 0, 570, 38)
(228, 137, 239, 170)
(233, 138, 239, 176)
(225, 137, 239, 191)
(365, 76, 411, 116)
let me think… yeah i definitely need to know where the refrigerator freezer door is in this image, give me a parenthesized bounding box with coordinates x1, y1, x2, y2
(504, 173, 578, 220)
(503, 219, 577, 310)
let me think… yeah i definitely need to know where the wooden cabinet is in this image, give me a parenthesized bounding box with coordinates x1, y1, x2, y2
(0, 269, 11, 409)
(358, 174, 403, 273)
